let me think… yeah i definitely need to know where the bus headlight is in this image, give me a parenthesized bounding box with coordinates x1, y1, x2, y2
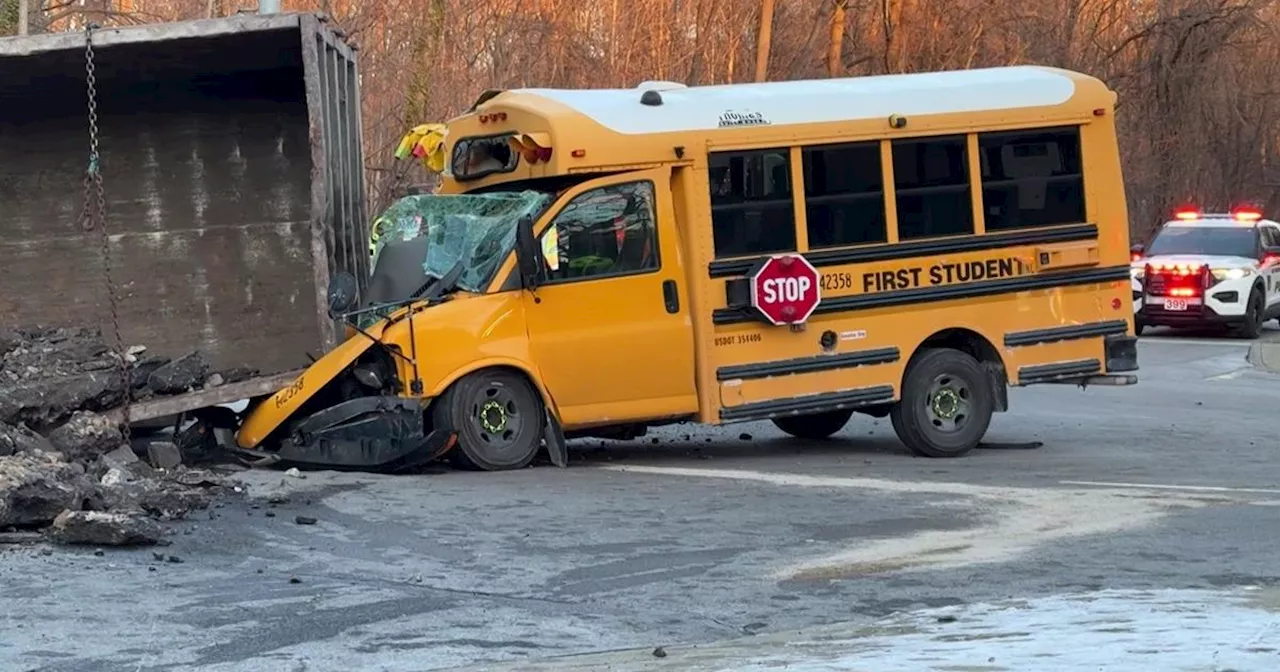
(1210, 267, 1250, 281)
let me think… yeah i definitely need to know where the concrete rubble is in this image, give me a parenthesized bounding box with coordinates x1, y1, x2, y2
(0, 325, 247, 547)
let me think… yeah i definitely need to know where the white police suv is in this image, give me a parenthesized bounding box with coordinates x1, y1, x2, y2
(1131, 206, 1280, 338)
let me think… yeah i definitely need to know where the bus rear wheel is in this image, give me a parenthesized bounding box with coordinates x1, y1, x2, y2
(890, 348, 993, 458)
(772, 409, 854, 440)
(433, 369, 545, 471)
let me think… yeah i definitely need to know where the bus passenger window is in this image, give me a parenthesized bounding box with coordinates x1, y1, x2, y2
(891, 136, 973, 240)
(802, 142, 886, 248)
(709, 149, 797, 258)
(978, 127, 1085, 231)
(540, 181, 659, 283)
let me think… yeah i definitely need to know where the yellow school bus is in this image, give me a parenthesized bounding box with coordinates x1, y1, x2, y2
(234, 65, 1138, 471)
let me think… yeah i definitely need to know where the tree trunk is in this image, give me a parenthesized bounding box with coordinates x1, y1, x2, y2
(17, 0, 28, 35)
(827, 0, 846, 77)
(754, 0, 775, 82)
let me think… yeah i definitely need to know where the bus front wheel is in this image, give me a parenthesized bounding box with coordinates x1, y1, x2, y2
(772, 409, 854, 440)
(433, 369, 545, 471)
(890, 348, 993, 458)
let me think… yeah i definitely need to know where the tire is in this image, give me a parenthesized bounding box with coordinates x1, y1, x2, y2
(1234, 289, 1264, 339)
(432, 369, 545, 471)
(772, 409, 854, 440)
(1134, 320, 1146, 336)
(889, 348, 994, 458)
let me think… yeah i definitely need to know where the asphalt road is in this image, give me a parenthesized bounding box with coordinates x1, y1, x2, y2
(3, 329, 1280, 671)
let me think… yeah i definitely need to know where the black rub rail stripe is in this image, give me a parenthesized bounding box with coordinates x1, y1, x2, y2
(716, 347, 900, 382)
(1004, 320, 1129, 348)
(1017, 359, 1101, 384)
(707, 224, 1099, 278)
(720, 385, 895, 423)
(712, 265, 1131, 325)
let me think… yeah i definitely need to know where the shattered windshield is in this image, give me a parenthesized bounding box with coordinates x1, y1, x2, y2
(369, 190, 552, 300)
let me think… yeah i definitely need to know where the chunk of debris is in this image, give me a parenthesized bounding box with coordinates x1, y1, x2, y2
(284, 467, 305, 479)
(0, 531, 43, 544)
(145, 441, 182, 470)
(204, 373, 225, 388)
(99, 444, 142, 472)
(0, 422, 52, 457)
(652, 646, 668, 658)
(146, 352, 209, 395)
(738, 433, 753, 441)
(128, 355, 171, 392)
(50, 510, 164, 546)
(295, 515, 317, 525)
(217, 366, 258, 385)
(46, 411, 122, 464)
(95, 476, 215, 520)
(0, 453, 89, 527)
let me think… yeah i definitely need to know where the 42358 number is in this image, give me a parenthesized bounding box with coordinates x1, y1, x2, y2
(820, 272, 852, 291)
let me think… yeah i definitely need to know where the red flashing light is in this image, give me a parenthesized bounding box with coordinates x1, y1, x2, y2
(1174, 207, 1200, 221)
(1169, 287, 1197, 297)
(1131, 252, 1143, 262)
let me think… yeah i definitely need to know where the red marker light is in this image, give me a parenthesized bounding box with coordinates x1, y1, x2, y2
(1111, 297, 1122, 310)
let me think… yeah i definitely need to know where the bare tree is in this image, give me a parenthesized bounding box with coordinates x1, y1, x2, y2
(755, 0, 775, 82)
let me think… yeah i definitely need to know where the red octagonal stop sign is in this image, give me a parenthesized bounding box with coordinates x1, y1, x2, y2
(748, 254, 821, 325)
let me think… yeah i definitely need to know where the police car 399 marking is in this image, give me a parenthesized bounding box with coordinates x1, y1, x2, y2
(1131, 206, 1280, 338)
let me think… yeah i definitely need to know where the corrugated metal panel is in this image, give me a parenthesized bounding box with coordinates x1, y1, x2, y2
(0, 13, 367, 375)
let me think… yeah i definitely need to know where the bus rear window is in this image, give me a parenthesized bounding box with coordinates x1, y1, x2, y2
(452, 135, 518, 181)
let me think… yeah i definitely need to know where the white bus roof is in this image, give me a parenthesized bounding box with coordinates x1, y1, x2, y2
(508, 66, 1093, 136)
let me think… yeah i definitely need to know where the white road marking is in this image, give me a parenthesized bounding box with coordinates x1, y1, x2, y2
(599, 465, 1221, 579)
(1060, 480, 1280, 495)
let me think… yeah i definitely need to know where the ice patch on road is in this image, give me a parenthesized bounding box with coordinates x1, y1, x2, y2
(464, 587, 1280, 671)
(599, 466, 1224, 580)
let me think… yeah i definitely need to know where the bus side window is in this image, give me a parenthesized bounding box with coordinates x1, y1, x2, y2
(891, 135, 973, 240)
(802, 142, 886, 248)
(539, 181, 660, 283)
(709, 149, 797, 258)
(978, 127, 1085, 231)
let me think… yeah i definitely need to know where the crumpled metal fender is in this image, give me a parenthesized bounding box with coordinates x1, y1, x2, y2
(235, 325, 384, 449)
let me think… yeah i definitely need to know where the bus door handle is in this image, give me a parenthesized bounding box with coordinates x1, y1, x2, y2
(662, 279, 680, 314)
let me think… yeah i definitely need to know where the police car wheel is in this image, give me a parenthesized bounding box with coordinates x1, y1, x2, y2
(772, 409, 854, 440)
(433, 369, 545, 471)
(890, 348, 993, 458)
(1235, 289, 1264, 340)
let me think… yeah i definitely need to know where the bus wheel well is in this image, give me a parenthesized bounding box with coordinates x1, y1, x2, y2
(431, 364, 556, 422)
(911, 329, 1009, 413)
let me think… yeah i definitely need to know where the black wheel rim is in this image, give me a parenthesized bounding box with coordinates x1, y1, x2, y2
(470, 382, 525, 453)
(925, 373, 972, 434)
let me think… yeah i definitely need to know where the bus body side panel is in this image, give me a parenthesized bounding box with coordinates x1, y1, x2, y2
(671, 165, 725, 425)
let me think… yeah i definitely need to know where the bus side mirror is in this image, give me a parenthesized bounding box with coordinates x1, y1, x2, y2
(327, 271, 360, 317)
(515, 216, 541, 289)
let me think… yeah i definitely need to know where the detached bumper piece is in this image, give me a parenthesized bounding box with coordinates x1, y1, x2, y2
(273, 396, 450, 470)
(1105, 333, 1139, 373)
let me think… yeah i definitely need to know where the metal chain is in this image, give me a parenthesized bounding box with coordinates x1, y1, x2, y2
(81, 24, 132, 443)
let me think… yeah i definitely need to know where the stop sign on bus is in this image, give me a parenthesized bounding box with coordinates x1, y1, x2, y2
(748, 254, 821, 325)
